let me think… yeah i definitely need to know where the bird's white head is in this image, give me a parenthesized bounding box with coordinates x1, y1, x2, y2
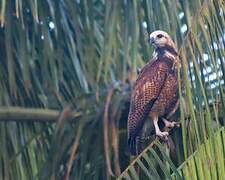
(149, 30, 176, 49)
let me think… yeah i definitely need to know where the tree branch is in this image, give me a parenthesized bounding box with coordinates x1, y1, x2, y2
(0, 107, 82, 122)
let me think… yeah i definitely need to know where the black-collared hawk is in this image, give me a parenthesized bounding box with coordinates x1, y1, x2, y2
(127, 30, 180, 155)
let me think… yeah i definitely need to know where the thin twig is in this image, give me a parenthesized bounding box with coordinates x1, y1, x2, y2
(112, 116, 121, 176)
(103, 84, 118, 177)
(64, 124, 83, 180)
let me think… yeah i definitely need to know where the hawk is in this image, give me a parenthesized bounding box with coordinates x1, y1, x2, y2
(127, 30, 180, 155)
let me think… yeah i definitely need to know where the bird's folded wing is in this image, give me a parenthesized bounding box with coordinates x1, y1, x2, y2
(130, 60, 169, 114)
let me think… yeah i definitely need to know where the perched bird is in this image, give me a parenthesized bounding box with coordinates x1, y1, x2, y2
(127, 30, 180, 155)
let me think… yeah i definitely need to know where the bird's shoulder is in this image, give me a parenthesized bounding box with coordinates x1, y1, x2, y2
(134, 56, 169, 85)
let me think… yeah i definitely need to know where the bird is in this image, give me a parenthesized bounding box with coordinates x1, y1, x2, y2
(127, 30, 180, 155)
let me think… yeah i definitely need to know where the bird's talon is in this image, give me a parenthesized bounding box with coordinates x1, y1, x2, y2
(164, 136, 168, 141)
(163, 119, 180, 128)
(172, 122, 180, 128)
(175, 122, 180, 127)
(156, 131, 169, 140)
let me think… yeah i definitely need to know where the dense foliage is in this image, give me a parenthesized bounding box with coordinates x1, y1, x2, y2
(0, 0, 224, 179)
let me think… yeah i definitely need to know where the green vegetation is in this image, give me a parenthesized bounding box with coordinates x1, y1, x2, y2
(0, 0, 224, 179)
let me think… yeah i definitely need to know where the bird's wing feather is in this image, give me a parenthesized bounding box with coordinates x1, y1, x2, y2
(130, 58, 169, 114)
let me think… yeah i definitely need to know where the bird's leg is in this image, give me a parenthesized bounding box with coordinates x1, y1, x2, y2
(153, 116, 169, 138)
(162, 118, 180, 128)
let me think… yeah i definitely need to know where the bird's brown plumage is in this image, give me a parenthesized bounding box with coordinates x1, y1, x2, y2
(127, 30, 179, 155)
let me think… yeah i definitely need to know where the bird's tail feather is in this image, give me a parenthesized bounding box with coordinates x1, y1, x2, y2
(127, 98, 158, 156)
(128, 137, 138, 155)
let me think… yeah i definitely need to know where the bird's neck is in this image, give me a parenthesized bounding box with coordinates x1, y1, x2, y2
(154, 45, 178, 70)
(156, 45, 178, 57)
(154, 45, 177, 61)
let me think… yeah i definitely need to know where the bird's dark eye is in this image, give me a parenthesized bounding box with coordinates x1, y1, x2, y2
(157, 34, 163, 38)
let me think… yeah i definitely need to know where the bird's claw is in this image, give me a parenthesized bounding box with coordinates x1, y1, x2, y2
(170, 121, 180, 128)
(163, 119, 180, 128)
(156, 131, 169, 141)
(174, 122, 180, 127)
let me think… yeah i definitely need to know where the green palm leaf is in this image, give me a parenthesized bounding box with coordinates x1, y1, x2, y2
(0, 0, 224, 179)
(119, 128, 225, 179)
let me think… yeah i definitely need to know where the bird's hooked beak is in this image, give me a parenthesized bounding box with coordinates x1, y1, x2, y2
(149, 37, 155, 44)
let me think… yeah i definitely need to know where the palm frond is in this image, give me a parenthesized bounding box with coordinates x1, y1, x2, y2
(0, 0, 224, 179)
(119, 127, 225, 179)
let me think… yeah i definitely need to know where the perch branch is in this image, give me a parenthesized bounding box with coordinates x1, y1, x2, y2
(0, 107, 82, 122)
